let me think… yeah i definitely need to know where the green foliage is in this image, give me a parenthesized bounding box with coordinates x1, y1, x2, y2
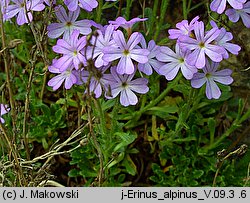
(0, 0, 249, 187)
(29, 102, 66, 149)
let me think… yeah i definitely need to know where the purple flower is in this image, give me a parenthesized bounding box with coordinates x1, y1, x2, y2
(108, 67, 149, 106)
(47, 6, 92, 41)
(108, 16, 147, 30)
(225, 1, 250, 28)
(64, 0, 98, 12)
(86, 25, 116, 68)
(191, 60, 233, 99)
(138, 37, 164, 75)
(103, 30, 149, 75)
(0, 104, 10, 124)
(214, 27, 241, 58)
(48, 61, 78, 90)
(168, 16, 199, 40)
(81, 66, 114, 98)
(210, 0, 247, 14)
(52, 30, 87, 72)
(178, 21, 225, 69)
(5, 0, 45, 25)
(157, 44, 197, 80)
(1, 0, 10, 21)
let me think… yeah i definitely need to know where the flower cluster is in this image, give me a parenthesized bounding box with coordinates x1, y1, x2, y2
(5, 0, 45, 25)
(2, 0, 117, 24)
(47, 15, 153, 106)
(161, 16, 240, 99)
(2, 0, 244, 106)
(210, 0, 250, 28)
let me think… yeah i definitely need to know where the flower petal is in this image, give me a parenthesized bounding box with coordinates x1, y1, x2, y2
(191, 72, 206, 88)
(130, 49, 149, 63)
(206, 79, 221, 99)
(127, 32, 142, 49)
(116, 56, 134, 75)
(129, 78, 149, 94)
(212, 69, 233, 85)
(187, 48, 205, 69)
(47, 23, 66, 39)
(205, 45, 224, 62)
(159, 62, 180, 80)
(120, 89, 138, 106)
(55, 5, 68, 22)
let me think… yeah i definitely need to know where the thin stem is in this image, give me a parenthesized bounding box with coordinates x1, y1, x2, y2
(188, 0, 207, 13)
(96, 0, 103, 23)
(213, 144, 248, 186)
(23, 53, 37, 161)
(117, 0, 123, 17)
(77, 93, 82, 128)
(125, 74, 181, 128)
(94, 98, 107, 137)
(140, 74, 181, 114)
(183, 0, 188, 19)
(125, 0, 133, 19)
(84, 35, 104, 185)
(187, 0, 192, 11)
(22, 1, 50, 159)
(0, 7, 17, 141)
(110, 98, 118, 136)
(153, 0, 169, 41)
(86, 97, 104, 186)
(147, 0, 159, 37)
(39, 6, 53, 100)
(201, 107, 250, 153)
(40, 71, 47, 100)
(0, 123, 26, 186)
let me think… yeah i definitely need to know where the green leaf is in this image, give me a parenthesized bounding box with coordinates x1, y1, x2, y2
(107, 152, 125, 168)
(122, 154, 137, 176)
(101, 99, 116, 111)
(157, 37, 170, 45)
(193, 170, 204, 179)
(56, 98, 78, 107)
(173, 83, 191, 97)
(208, 117, 216, 144)
(147, 105, 178, 118)
(68, 169, 80, 177)
(41, 138, 49, 149)
(102, 1, 118, 9)
(118, 174, 126, 183)
(113, 132, 137, 152)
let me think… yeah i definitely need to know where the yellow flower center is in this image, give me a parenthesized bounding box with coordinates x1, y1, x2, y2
(205, 73, 211, 78)
(122, 82, 128, 88)
(66, 22, 72, 27)
(179, 58, 184, 63)
(199, 42, 205, 48)
(123, 49, 130, 56)
(73, 50, 78, 56)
